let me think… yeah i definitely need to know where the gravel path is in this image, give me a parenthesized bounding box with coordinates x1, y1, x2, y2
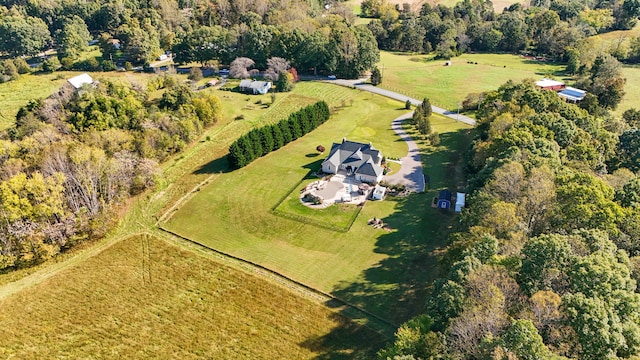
(383, 112, 425, 192)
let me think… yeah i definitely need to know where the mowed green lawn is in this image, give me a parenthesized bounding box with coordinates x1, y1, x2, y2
(378, 51, 566, 111)
(0, 235, 384, 359)
(163, 86, 472, 324)
(619, 66, 640, 113)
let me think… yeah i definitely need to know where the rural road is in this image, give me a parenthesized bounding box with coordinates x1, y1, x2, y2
(383, 112, 426, 192)
(329, 79, 477, 126)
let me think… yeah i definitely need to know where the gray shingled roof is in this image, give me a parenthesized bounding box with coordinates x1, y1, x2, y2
(356, 160, 383, 177)
(322, 139, 383, 176)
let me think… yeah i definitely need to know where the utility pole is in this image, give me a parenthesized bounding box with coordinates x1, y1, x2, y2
(457, 102, 460, 120)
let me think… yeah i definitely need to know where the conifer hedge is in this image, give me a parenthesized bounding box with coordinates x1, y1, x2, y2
(228, 101, 330, 168)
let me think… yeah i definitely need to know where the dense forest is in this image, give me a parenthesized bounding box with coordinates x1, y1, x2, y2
(0, 76, 221, 269)
(0, 0, 379, 78)
(382, 79, 640, 358)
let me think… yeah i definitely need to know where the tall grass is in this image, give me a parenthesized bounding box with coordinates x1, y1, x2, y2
(0, 235, 385, 358)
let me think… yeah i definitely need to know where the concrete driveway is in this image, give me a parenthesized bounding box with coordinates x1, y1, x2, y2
(383, 112, 425, 192)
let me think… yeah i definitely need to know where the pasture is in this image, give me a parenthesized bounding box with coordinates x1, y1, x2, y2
(162, 85, 473, 324)
(0, 235, 384, 358)
(0, 72, 69, 130)
(377, 51, 566, 111)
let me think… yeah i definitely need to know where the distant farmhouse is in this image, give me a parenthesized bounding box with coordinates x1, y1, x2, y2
(67, 73, 94, 90)
(239, 80, 272, 95)
(557, 87, 586, 103)
(535, 78, 565, 91)
(321, 139, 384, 183)
(536, 78, 586, 103)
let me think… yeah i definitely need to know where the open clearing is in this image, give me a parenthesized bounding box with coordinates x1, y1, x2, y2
(0, 70, 173, 130)
(0, 235, 384, 359)
(162, 84, 472, 325)
(378, 51, 566, 111)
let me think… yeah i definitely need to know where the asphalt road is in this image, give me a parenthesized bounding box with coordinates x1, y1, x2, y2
(328, 79, 477, 126)
(382, 112, 425, 192)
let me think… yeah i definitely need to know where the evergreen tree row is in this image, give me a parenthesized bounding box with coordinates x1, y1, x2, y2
(228, 101, 330, 169)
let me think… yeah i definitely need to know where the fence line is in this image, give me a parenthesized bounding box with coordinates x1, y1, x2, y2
(270, 171, 363, 233)
(157, 227, 398, 338)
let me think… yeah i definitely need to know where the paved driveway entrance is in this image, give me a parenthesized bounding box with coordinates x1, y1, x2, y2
(382, 113, 425, 192)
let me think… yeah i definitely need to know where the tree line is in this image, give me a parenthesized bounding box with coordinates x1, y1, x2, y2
(228, 101, 330, 169)
(0, 0, 379, 79)
(0, 76, 222, 270)
(380, 80, 640, 359)
(365, 0, 640, 61)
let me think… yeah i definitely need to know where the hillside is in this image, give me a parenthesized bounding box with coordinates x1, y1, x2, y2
(0, 235, 385, 358)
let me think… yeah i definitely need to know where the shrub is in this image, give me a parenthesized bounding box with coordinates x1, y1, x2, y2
(101, 60, 117, 71)
(429, 132, 440, 146)
(188, 67, 203, 81)
(13, 58, 30, 74)
(42, 57, 60, 72)
(316, 145, 326, 153)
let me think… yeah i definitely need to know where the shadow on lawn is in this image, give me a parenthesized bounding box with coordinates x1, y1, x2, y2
(299, 313, 388, 359)
(299, 128, 472, 356)
(192, 154, 232, 174)
(330, 194, 456, 325)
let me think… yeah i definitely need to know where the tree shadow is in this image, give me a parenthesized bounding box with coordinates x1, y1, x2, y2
(306, 153, 321, 158)
(192, 154, 232, 174)
(302, 158, 325, 172)
(298, 312, 388, 359)
(329, 193, 456, 324)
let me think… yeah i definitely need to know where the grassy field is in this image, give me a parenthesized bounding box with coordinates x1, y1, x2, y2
(0, 74, 471, 352)
(620, 65, 640, 113)
(0, 235, 385, 359)
(0, 70, 175, 130)
(0, 72, 69, 129)
(378, 51, 566, 111)
(162, 86, 472, 324)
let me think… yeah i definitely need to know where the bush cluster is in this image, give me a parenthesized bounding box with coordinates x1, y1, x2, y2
(228, 101, 330, 168)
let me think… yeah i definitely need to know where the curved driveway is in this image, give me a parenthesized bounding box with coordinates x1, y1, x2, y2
(383, 112, 425, 192)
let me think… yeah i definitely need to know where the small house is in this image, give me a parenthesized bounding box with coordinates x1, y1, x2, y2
(239, 80, 272, 95)
(437, 190, 452, 209)
(372, 185, 386, 200)
(107, 38, 121, 50)
(558, 87, 586, 103)
(536, 78, 565, 91)
(455, 192, 466, 212)
(67, 73, 94, 90)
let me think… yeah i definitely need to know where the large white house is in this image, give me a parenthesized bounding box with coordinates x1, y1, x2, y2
(321, 139, 384, 183)
(238, 79, 272, 94)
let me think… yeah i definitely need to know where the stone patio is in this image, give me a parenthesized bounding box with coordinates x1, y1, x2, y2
(300, 172, 370, 208)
